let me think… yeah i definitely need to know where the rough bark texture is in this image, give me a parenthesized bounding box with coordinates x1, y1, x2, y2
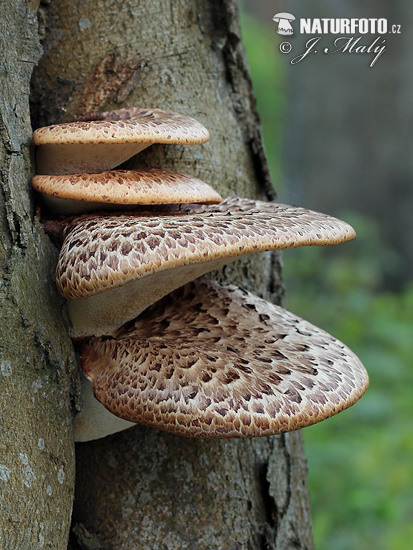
(0, 2, 76, 549)
(29, 1, 313, 548)
(73, 427, 311, 550)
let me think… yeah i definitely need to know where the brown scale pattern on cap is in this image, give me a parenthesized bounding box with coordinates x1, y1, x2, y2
(33, 108, 210, 145)
(56, 197, 356, 300)
(80, 279, 368, 438)
(32, 169, 222, 205)
(79, 106, 164, 122)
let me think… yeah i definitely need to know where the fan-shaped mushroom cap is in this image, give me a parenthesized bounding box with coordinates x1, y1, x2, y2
(76, 279, 368, 440)
(32, 169, 222, 215)
(33, 108, 210, 175)
(56, 198, 356, 338)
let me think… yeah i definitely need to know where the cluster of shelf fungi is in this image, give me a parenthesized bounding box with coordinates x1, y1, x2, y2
(32, 107, 368, 442)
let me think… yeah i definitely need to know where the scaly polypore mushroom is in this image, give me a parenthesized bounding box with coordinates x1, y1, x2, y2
(32, 168, 222, 215)
(272, 13, 296, 35)
(33, 108, 210, 175)
(52, 197, 356, 338)
(74, 278, 368, 441)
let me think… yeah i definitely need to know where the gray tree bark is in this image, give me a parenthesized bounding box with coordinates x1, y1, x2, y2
(1, 1, 313, 548)
(0, 3, 76, 549)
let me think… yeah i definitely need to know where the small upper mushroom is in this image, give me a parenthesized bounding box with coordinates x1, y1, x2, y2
(53, 197, 356, 338)
(33, 108, 210, 175)
(74, 278, 368, 441)
(32, 168, 222, 215)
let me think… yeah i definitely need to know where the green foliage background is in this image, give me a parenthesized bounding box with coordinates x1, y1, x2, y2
(240, 12, 413, 550)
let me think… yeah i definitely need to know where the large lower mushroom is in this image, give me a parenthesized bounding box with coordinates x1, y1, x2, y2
(74, 279, 368, 441)
(32, 168, 222, 215)
(53, 197, 356, 338)
(33, 108, 210, 175)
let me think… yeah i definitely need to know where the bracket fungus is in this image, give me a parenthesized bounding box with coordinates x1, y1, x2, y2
(32, 168, 222, 215)
(32, 103, 367, 445)
(74, 279, 368, 441)
(52, 197, 356, 338)
(33, 108, 210, 175)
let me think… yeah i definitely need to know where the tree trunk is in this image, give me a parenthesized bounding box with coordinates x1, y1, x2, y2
(0, 3, 76, 549)
(2, 1, 313, 548)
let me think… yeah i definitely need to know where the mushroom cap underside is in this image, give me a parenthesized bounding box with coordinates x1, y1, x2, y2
(56, 197, 356, 300)
(80, 279, 368, 438)
(33, 108, 210, 145)
(32, 169, 222, 206)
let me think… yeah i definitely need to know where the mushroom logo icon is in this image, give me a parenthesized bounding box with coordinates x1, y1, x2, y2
(272, 12, 295, 35)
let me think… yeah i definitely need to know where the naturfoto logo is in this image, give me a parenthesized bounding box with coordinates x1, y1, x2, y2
(273, 14, 402, 68)
(272, 13, 295, 36)
(299, 18, 388, 35)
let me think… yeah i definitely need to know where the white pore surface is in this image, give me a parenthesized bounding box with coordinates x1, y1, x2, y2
(68, 256, 238, 338)
(74, 374, 136, 442)
(36, 142, 150, 175)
